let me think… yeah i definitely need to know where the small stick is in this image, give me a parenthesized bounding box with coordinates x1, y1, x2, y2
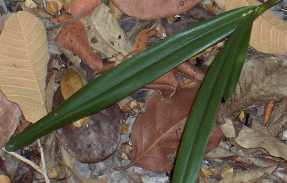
(46, 9, 87, 31)
(2, 148, 51, 183)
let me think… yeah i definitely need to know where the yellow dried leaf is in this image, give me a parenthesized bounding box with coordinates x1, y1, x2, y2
(60, 69, 83, 100)
(60, 69, 87, 128)
(0, 11, 49, 123)
(108, 1, 122, 22)
(214, 0, 287, 55)
(73, 117, 88, 127)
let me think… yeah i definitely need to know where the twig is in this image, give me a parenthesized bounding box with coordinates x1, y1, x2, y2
(46, 9, 87, 31)
(2, 148, 50, 183)
(54, 158, 85, 183)
(37, 139, 49, 181)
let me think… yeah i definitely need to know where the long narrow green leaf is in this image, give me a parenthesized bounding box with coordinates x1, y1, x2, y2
(224, 0, 282, 100)
(172, 0, 281, 182)
(5, 6, 257, 152)
(172, 11, 256, 182)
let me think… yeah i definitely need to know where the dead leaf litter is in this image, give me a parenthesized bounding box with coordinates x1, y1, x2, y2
(0, 0, 287, 182)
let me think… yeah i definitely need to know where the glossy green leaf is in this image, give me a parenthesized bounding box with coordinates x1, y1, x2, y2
(5, 6, 257, 152)
(172, 0, 281, 182)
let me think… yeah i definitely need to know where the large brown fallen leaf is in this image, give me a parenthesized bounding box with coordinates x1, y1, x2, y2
(112, 0, 204, 20)
(0, 89, 22, 148)
(52, 15, 108, 74)
(221, 56, 287, 118)
(56, 103, 123, 163)
(0, 11, 49, 123)
(125, 87, 224, 173)
(214, 0, 287, 55)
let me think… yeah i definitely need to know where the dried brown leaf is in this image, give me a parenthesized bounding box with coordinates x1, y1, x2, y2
(126, 88, 199, 172)
(219, 165, 277, 183)
(81, 4, 132, 62)
(60, 69, 84, 100)
(214, 0, 287, 55)
(236, 125, 287, 161)
(0, 11, 49, 123)
(221, 56, 287, 118)
(111, 0, 204, 20)
(70, 0, 101, 18)
(125, 87, 223, 172)
(52, 15, 104, 74)
(0, 90, 21, 148)
(56, 104, 123, 163)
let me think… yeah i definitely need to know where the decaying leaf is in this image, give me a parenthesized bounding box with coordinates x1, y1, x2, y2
(108, 1, 123, 22)
(70, 0, 101, 18)
(0, 89, 22, 148)
(125, 87, 223, 172)
(266, 97, 287, 137)
(235, 125, 287, 161)
(56, 104, 123, 163)
(112, 0, 204, 20)
(145, 70, 179, 92)
(52, 15, 108, 74)
(221, 56, 287, 118)
(81, 3, 132, 62)
(214, 0, 287, 55)
(219, 165, 277, 183)
(0, 11, 49, 123)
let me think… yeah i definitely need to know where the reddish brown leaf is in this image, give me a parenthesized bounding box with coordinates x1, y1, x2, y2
(0, 89, 22, 148)
(145, 69, 179, 92)
(70, 0, 101, 18)
(125, 88, 199, 172)
(112, 0, 204, 20)
(125, 88, 223, 172)
(132, 27, 157, 52)
(175, 61, 206, 82)
(262, 101, 276, 126)
(52, 15, 105, 74)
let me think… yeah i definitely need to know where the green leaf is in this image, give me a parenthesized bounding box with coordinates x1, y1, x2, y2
(172, 0, 282, 182)
(5, 6, 257, 152)
(172, 11, 256, 183)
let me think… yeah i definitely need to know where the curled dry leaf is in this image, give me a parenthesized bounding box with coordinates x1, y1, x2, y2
(219, 164, 277, 183)
(125, 87, 223, 172)
(221, 56, 287, 118)
(266, 97, 287, 137)
(70, 0, 101, 18)
(235, 125, 287, 161)
(52, 15, 105, 74)
(112, 0, 204, 20)
(0, 11, 49, 123)
(0, 89, 22, 148)
(81, 3, 132, 62)
(214, 0, 287, 55)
